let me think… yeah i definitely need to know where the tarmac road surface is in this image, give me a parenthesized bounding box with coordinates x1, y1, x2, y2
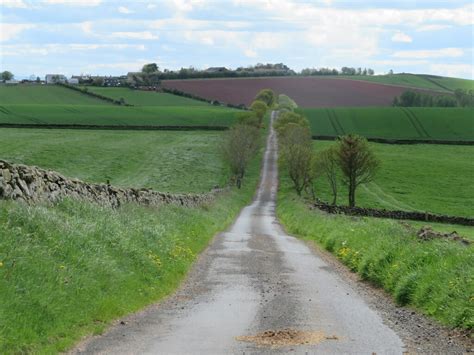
(73, 111, 418, 354)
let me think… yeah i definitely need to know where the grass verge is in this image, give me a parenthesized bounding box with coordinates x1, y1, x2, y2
(0, 150, 261, 353)
(277, 179, 473, 330)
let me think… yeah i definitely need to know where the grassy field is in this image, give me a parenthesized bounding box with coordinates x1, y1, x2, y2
(0, 84, 110, 105)
(0, 129, 228, 193)
(82, 87, 211, 106)
(0, 146, 262, 353)
(337, 73, 474, 92)
(312, 141, 474, 217)
(277, 182, 473, 330)
(297, 107, 473, 141)
(0, 104, 238, 127)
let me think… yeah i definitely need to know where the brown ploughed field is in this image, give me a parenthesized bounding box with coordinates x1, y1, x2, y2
(162, 76, 439, 107)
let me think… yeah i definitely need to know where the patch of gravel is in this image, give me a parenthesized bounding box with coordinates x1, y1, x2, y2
(236, 329, 338, 348)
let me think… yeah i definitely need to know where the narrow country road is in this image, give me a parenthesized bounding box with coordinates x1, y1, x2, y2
(73, 111, 408, 354)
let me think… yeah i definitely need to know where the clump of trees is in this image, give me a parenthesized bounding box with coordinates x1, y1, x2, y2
(221, 89, 273, 188)
(1, 71, 14, 82)
(274, 95, 379, 206)
(392, 89, 469, 107)
(300, 67, 375, 76)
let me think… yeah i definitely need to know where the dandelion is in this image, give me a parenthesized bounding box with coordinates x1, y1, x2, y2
(0, 261, 3, 267)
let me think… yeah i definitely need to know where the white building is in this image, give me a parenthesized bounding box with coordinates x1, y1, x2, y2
(68, 78, 79, 85)
(45, 74, 67, 84)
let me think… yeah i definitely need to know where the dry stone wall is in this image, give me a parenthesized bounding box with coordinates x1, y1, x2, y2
(0, 160, 216, 208)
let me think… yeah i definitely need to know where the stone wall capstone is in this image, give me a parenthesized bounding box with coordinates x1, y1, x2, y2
(0, 160, 217, 208)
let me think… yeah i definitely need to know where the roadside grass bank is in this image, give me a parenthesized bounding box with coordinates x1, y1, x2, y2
(277, 180, 473, 330)
(312, 141, 474, 218)
(0, 149, 261, 353)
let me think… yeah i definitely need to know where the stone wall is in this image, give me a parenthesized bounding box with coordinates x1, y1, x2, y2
(0, 160, 217, 208)
(313, 202, 474, 226)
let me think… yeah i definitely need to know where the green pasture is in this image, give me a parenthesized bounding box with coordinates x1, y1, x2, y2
(0, 84, 110, 105)
(0, 129, 228, 193)
(298, 107, 473, 141)
(312, 141, 474, 217)
(82, 87, 212, 106)
(336, 73, 474, 92)
(0, 104, 238, 127)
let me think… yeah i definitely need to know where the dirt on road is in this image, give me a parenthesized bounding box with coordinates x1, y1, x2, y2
(71, 111, 468, 354)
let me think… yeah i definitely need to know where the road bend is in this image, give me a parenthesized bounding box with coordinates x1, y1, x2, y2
(73, 111, 405, 354)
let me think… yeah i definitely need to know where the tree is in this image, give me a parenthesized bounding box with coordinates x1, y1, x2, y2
(249, 100, 268, 125)
(315, 146, 339, 205)
(36, 76, 41, 83)
(279, 124, 315, 196)
(336, 134, 379, 207)
(255, 89, 276, 107)
(236, 111, 260, 128)
(273, 111, 310, 136)
(221, 124, 260, 188)
(1, 71, 14, 81)
(367, 69, 375, 75)
(92, 76, 104, 86)
(142, 63, 158, 74)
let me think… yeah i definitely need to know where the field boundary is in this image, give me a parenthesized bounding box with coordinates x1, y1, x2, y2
(58, 83, 135, 106)
(0, 123, 229, 131)
(0, 159, 221, 208)
(312, 202, 474, 226)
(311, 135, 474, 145)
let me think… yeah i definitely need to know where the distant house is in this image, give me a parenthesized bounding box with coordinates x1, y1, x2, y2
(68, 78, 79, 85)
(4, 79, 19, 85)
(45, 74, 67, 84)
(205, 67, 228, 73)
(103, 76, 124, 87)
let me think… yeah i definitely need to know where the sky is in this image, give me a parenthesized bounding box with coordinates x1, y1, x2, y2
(0, 0, 473, 79)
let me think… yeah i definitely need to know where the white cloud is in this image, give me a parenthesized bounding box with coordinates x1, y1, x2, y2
(118, 6, 133, 14)
(391, 31, 412, 43)
(147, 3, 157, 9)
(244, 48, 257, 58)
(416, 24, 451, 32)
(429, 64, 473, 79)
(0, 23, 35, 41)
(110, 31, 159, 40)
(169, 0, 208, 12)
(41, 0, 102, 6)
(1, 0, 28, 8)
(393, 48, 464, 59)
(1, 43, 146, 56)
(79, 21, 93, 35)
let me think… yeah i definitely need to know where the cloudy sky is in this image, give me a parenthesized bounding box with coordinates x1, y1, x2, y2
(1, 0, 473, 79)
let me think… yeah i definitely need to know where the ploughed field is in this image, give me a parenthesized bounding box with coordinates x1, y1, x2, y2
(312, 141, 474, 218)
(162, 76, 443, 108)
(298, 107, 474, 141)
(0, 129, 227, 193)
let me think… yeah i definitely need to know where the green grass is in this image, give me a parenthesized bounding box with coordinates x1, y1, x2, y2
(0, 135, 263, 353)
(0, 84, 111, 105)
(277, 180, 474, 330)
(0, 104, 238, 127)
(0, 129, 228, 193)
(82, 87, 211, 106)
(312, 141, 474, 217)
(298, 107, 474, 141)
(336, 73, 474, 92)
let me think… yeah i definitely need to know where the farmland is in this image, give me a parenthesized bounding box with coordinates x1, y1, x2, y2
(0, 129, 227, 193)
(312, 141, 474, 217)
(0, 104, 238, 127)
(298, 107, 474, 141)
(162, 76, 443, 108)
(0, 84, 110, 105)
(82, 87, 211, 106)
(336, 73, 474, 92)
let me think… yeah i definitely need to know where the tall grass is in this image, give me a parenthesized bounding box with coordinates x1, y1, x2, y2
(0, 152, 261, 353)
(277, 180, 473, 330)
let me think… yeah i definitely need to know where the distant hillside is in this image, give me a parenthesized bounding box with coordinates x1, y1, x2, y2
(162, 76, 444, 108)
(335, 73, 474, 92)
(0, 84, 111, 105)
